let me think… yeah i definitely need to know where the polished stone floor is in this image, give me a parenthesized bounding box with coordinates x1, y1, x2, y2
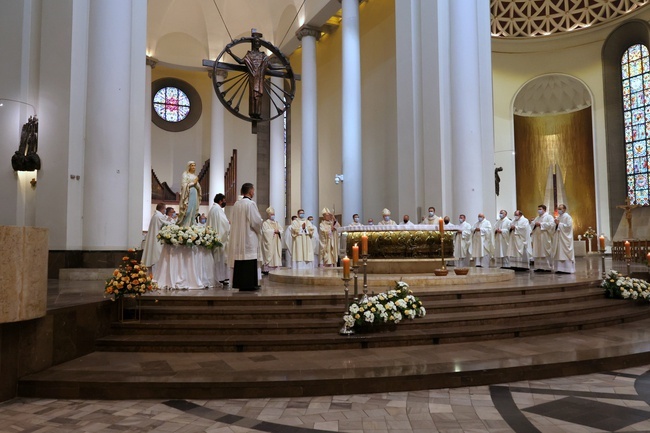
(4, 364, 650, 432)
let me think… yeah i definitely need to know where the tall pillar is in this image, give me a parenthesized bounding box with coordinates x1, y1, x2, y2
(84, 0, 146, 249)
(269, 76, 286, 224)
(143, 57, 156, 230)
(209, 70, 226, 204)
(341, 0, 362, 222)
(296, 26, 320, 219)
(449, 0, 495, 220)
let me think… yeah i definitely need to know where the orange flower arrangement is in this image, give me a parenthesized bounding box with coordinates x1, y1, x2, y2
(104, 249, 159, 300)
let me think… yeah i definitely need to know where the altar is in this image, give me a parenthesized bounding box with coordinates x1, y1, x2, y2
(339, 225, 455, 259)
(153, 244, 216, 289)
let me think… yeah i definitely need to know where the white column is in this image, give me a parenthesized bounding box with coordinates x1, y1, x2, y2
(341, 0, 362, 222)
(84, 0, 145, 249)
(209, 70, 226, 203)
(269, 76, 286, 224)
(143, 57, 156, 230)
(297, 27, 320, 219)
(449, 0, 495, 220)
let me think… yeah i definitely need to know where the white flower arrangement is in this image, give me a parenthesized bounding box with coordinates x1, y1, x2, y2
(602, 269, 650, 301)
(157, 224, 222, 249)
(343, 281, 426, 330)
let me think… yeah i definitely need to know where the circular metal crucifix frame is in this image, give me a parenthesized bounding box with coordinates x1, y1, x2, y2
(210, 34, 296, 123)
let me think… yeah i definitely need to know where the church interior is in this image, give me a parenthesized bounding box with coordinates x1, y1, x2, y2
(3, 0, 650, 431)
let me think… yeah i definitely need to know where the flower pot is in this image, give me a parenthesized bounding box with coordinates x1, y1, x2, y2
(433, 269, 449, 276)
(454, 268, 469, 275)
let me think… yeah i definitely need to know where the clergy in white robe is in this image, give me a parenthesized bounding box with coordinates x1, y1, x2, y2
(319, 208, 339, 267)
(349, 214, 362, 226)
(227, 183, 263, 291)
(530, 204, 555, 272)
(507, 210, 532, 270)
(309, 216, 320, 267)
(207, 193, 230, 285)
(552, 204, 576, 274)
(378, 208, 396, 226)
(283, 217, 296, 268)
(261, 207, 283, 272)
(454, 214, 472, 268)
(493, 210, 512, 267)
(420, 207, 441, 226)
(471, 213, 493, 268)
(400, 215, 415, 226)
(142, 203, 167, 268)
(291, 209, 315, 269)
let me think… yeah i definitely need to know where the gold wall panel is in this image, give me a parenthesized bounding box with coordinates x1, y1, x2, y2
(514, 108, 596, 237)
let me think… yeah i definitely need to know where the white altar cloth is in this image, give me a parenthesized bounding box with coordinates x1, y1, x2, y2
(339, 224, 461, 232)
(153, 244, 216, 289)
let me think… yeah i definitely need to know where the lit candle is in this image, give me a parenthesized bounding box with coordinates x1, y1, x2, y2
(625, 240, 631, 258)
(352, 243, 359, 266)
(361, 234, 368, 255)
(342, 256, 350, 279)
(647, 252, 650, 265)
(599, 235, 605, 251)
(439, 218, 444, 233)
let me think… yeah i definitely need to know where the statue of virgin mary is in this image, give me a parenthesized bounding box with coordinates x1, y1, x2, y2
(177, 161, 201, 227)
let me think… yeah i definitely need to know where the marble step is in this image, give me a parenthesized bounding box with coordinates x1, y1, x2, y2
(95, 302, 648, 352)
(59, 268, 114, 281)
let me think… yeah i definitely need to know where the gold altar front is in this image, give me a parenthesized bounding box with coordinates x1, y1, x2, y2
(345, 230, 454, 259)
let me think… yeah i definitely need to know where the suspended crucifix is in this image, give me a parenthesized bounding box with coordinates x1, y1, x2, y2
(202, 30, 297, 134)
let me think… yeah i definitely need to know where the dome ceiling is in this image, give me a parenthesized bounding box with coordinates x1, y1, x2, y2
(491, 0, 650, 38)
(513, 75, 592, 116)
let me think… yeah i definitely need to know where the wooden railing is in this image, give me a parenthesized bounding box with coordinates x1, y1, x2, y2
(151, 169, 179, 202)
(197, 159, 210, 205)
(224, 149, 237, 205)
(612, 240, 650, 262)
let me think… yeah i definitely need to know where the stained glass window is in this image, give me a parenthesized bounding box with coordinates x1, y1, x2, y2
(153, 87, 190, 122)
(622, 44, 650, 205)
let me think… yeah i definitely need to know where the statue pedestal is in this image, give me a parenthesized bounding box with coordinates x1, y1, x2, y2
(0, 226, 48, 324)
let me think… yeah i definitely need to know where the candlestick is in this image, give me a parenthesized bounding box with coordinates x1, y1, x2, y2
(647, 252, 650, 266)
(352, 265, 359, 299)
(361, 253, 369, 304)
(342, 256, 350, 279)
(339, 277, 354, 335)
(599, 244, 606, 279)
(625, 240, 631, 258)
(626, 256, 631, 277)
(361, 234, 368, 255)
(599, 235, 605, 251)
(440, 231, 447, 271)
(352, 244, 359, 266)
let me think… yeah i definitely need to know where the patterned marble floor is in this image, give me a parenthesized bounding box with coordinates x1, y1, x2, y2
(3, 364, 650, 432)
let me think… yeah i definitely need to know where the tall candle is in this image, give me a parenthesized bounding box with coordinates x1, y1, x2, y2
(625, 240, 631, 258)
(361, 234, 368, 255)
(646, 252, 650, 265)
(439, 218, 444, 232)
(599, 235, 605, 251)
(352, 244, 359, 266)
(342, 256, 350, 279)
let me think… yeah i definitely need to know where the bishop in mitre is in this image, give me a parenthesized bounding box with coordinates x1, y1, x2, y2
(207, 193, 230, 285)
(319, 208, 339, 267)
(530, 204, 555, 272)
(493, 210, 512, 268)
(142, 202, 167, 269)
(552, 204, 575, 274)
(507, 210, 531, 271)
(290, 209, 315, 269)
(261, 207, 283, 273)
(378, 208, 396, 225)
(454, 214, 472, 268)
(471, 213, 493, 268)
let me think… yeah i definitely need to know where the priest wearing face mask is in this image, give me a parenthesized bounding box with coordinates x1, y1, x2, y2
(471, 213, 493, 268)
(378, 208, 396, 225)
(261, 207, 283, 274)
(207, 193, 231, 286)
(507, 210, 532, 271)
(421, 206, 441, 226)
(454, 214, 472, 268)
(350, 213, 362, 226)
(493, 210, 512, 268)
(290, 209, 315, 269)
(319, 208, 339, 267)
(400, 215, 415, 226)
(552, 204, 575, 274)
(530, 204, 555, 272)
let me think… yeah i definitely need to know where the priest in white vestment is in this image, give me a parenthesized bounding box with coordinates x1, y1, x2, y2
(378, 208, 396, 226)
(142, 202, 167, 269)
(530, 204, 555, 272)
(507, 210, 532, 271)
(552, 204, 575, 274)
(454, 214, 472, 268)
(471, 213, 493, 268)
(420, 207, 440, 226)
(349, 213, 362, 226)
(400, 215, 415, 226)
(493, 210, 512, 268)
(261, 207, 283, 272)
(291, 209, 315, 269)
(227, 183, 263, 291)
(309, 216, 320, 267)
(283, 216, 296, 268)
(319, 208, 339, 267)
(207, 193, 230, 285)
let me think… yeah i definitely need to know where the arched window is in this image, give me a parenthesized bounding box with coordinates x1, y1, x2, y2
(154, 86, 190, 122)
(622, 44, 650, 205)
(151, 78, 202, 132)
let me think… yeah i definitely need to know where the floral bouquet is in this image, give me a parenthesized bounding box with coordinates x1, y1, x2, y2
(583, 227, 597, 239)
(157, 224, 222, 249)
(104, 249, 158, 300)
(602, 269, 650, 301)
(343, 281, 426, 330)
